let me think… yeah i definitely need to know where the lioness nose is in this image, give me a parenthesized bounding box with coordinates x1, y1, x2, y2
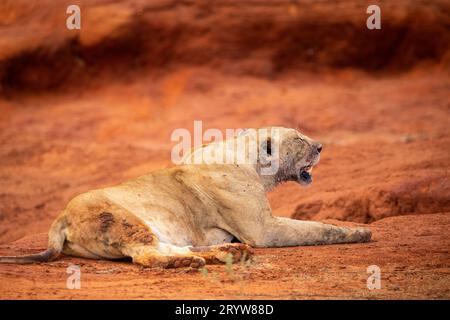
(316, 144, 322, 153)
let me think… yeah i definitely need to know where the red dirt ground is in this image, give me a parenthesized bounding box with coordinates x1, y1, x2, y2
(0, 0, 449, 299)
(0, 213, 449, 299)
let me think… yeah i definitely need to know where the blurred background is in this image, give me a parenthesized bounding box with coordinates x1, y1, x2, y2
(0, 0, 449, 244)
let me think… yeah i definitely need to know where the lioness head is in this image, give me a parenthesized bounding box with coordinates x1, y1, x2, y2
(260, 127, 322, 187)
(180, 126, 322, 190)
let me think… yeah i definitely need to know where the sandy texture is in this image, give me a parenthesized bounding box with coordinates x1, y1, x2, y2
(0, 214, 448, 299)
(0, 0, 449, 299)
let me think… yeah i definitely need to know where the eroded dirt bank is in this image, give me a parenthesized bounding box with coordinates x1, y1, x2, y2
(1, 0, 449, 93)
(0, 0, 449, 299)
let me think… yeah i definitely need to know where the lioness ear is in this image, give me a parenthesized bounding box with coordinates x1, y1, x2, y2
(260, 137, 272, 159)
(265, 137, 272, 156)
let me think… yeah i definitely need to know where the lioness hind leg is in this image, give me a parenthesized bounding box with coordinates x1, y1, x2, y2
(189, 243, 254, 264)
(124, 245, 206, 268)
(126, 242, 254, 268)
(63, 199, 158, 260)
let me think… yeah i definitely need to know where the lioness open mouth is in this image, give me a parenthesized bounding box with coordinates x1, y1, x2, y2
(299, 165, 312, 184)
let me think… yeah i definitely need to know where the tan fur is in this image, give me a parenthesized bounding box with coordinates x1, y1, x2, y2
(0, 127, 370, 268)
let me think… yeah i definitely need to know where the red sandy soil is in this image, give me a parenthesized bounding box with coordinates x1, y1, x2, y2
(0, 0, 449, 299)
(0, 213, 449, 299)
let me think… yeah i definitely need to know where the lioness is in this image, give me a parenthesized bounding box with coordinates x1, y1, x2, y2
(0, 127, 371, 268)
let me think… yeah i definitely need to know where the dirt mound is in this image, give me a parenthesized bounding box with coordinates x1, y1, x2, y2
(1, 0, 449, 93)
(293, 174, 450, 223)
(269, 129, 450, 224)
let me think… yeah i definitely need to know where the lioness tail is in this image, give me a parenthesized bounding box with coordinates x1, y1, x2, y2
(0, 216, 66, 264)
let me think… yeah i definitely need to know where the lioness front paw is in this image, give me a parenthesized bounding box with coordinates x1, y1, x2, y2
(217, 243, 254, 263)
(170, 256, 206, 269)
(350, 228, 372, 243)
